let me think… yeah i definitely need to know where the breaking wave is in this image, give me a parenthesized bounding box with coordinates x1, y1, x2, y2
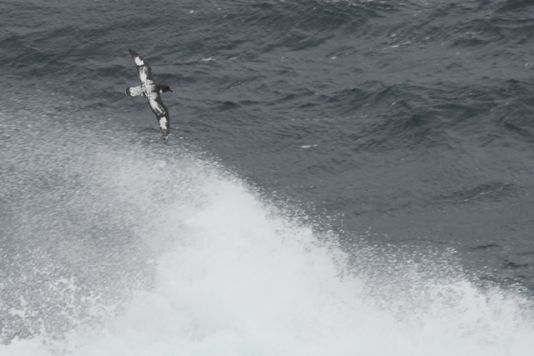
(1, 105, 533, 356)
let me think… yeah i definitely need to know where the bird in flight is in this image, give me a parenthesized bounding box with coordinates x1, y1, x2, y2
(126, 49, 172, 142)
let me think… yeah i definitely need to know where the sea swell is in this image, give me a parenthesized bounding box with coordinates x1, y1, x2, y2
(2, 0, 534, 354)
(1, 91, 534, 354)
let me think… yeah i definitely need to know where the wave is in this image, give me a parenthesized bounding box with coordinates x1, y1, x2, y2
(1, 104, 533, 355)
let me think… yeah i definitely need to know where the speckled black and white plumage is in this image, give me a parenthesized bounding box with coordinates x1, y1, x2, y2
(126, 49, 172, 142)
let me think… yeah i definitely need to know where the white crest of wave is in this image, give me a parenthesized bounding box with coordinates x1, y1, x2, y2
(1, 130, 534, 356)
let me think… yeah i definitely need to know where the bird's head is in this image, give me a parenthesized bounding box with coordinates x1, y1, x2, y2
(159, 85, 173, 93)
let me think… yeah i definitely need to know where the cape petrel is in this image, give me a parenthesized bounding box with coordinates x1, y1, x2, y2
(126, 49, 172, 142)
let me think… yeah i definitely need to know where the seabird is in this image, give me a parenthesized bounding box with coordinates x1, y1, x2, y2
(126, 49, 172, 142)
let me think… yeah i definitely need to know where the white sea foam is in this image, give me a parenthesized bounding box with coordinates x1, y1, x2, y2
(1, 117, 533, 356)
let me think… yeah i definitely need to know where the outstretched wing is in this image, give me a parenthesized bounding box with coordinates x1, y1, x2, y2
(158, 114, 170, 142)
(128, 49, 153, 84)
(148, 95, 170, 141)
(125, 85, 144, 97)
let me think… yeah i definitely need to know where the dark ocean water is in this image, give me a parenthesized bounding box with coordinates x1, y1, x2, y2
(2, 0, 534, 354)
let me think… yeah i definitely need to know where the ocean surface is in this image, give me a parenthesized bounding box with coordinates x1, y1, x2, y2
(1, 0, 534, 355)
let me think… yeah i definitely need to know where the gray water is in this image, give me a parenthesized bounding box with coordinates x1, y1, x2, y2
(1, 0, 534, 354)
